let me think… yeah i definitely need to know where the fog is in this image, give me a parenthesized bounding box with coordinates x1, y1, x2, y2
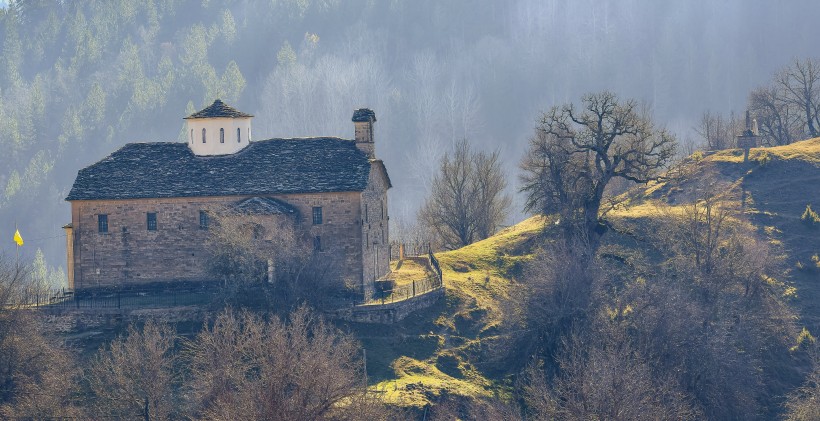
(0, 0, 818, 275)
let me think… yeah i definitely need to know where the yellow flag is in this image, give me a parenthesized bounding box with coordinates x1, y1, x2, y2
(13, 229, 23, 247)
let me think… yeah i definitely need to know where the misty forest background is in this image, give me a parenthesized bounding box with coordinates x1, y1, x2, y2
(1, 0, 819, 284)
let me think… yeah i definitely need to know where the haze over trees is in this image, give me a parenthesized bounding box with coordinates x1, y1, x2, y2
(1, 1, 820, 271)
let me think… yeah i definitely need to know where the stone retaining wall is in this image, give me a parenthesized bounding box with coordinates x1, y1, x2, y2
(333, 287, 444, 324)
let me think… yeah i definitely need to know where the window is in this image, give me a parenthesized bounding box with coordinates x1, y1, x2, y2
(365, 204, 368, 222)
(237, 127, 241, 143)
(202, 128, 206, 143)
(98, 214, 108, 233)
(220, 128, 225, 143)
(380, 201, 384, 219)
(199, 211, 208, 230)
(314, 236, 322, 251)
(147, 212, 157, 231)
(312, 207, 323, 225)
(190, 129, 193, 143)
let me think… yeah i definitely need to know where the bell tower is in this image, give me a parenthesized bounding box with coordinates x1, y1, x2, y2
(185, 99, 253, 156)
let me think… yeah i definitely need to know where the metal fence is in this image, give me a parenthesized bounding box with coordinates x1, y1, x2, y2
(14, 288, 216, 311)
(389, 241, 433, 261)
(361, 250, 444, 306)
(363, 274, 442, 306)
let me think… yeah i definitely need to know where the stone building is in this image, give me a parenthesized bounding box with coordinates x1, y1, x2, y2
(64, 100, 391, 297)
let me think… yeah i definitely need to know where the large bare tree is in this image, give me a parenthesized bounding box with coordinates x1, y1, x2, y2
(520, 91, 676, 251)
(750, 58, 820, 145)
(418, 138, 511, 250)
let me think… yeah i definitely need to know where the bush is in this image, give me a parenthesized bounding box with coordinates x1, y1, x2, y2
(802, 205, 820, 226)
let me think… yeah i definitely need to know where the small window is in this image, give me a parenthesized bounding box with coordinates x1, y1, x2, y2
(202, 128, 206, 143)
(220, 128, 225, 143)
(312, 207, 323, 225)
(98, 214, 108, 233)
(237, 127, 241, 143)
(147, 212, 157, 231)
(381, 201, 384, 219)
(314, 236, 322, 251)
(190, 129, 193, 143)
(365, 204, 368, 222)
(199, 211, 208, 230)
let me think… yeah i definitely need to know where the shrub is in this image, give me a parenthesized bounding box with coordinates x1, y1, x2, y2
(802, 205, 820, 226)
(791, 327, 817, 352)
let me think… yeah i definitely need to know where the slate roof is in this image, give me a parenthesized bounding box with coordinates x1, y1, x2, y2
(232, 197, 298, 215)
(184, 99, 253, 119)
(66, 138, 373, 201)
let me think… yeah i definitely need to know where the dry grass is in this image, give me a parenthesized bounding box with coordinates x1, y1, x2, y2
(386, 258, 432, 288)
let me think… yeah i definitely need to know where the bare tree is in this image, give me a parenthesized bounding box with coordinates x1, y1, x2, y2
(750, 58, 820, 145)
(520, 91, 676, 251)
(0, 257, 82, 419)
(696, 110, 743, 150)
(784, 349, 820, 421)
(88, 320, 178, 421)
(523, 328, 698, 421)
(418, 138, 511, 249)
(205, 205, 334, 309)
(185, 307, 391, 420)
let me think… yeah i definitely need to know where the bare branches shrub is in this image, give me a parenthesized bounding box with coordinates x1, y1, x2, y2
(185, 306, 391, 420)
(0, 256, 82, 419)
(88, 320, 178, 420)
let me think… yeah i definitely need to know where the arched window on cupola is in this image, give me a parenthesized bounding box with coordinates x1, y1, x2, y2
(237, 127, 241, 143)
(220, 128, 225, 143)
(202, 128, 206, 143)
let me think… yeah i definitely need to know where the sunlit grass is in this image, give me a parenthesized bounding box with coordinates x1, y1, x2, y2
(387, 258, 433, 288)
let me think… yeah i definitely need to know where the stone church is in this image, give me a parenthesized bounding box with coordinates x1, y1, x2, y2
(64, 100, 391, 297)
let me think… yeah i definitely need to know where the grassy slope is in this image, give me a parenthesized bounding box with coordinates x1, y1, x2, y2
(347, 217, 545, 409)
(349, 137, 820, 410)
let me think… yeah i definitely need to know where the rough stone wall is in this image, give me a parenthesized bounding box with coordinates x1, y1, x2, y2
(360, 162, 390, 296)
(70, 192, 363, 291)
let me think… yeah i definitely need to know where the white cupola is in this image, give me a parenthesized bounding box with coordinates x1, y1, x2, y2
(184, 99, 253, 156)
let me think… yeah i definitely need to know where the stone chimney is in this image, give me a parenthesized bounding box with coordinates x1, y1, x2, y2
(352, 108, 376, 159)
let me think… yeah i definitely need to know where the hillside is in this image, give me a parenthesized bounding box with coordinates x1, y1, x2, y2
(618, 137, 820, 331)
(355, 137, 820, 412)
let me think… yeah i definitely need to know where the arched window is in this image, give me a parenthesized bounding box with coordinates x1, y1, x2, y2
(220, 128, 225, 143)
(201, 128, 206, 143)
(237, 128, 241, 143)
